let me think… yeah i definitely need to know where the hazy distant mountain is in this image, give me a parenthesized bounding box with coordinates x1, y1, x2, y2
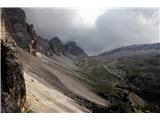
(99, 43, 160, 57)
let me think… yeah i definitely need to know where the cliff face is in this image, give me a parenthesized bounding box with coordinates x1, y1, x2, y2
(1, 39, 26, 113)
(2, 8, 53, 56)
(1, 8, 26, 113)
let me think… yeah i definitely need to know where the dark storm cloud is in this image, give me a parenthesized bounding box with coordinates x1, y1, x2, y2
(24, 8, 78, 39)
(94, 8, 159, 54)
(23, 8, 159, 55)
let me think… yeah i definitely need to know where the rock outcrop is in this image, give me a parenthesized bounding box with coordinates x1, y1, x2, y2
(48, 37, 65, 56)
(2, 8, 53, 56)
(1, 8, 26, 113)
(1, 39, 26, 113)
(65, 41, 87, 56)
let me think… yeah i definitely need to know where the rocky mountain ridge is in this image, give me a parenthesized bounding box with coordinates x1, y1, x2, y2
(2, 8, 87, 57)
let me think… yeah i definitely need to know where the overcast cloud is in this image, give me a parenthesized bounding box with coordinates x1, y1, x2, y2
(24, 8, 159, 55)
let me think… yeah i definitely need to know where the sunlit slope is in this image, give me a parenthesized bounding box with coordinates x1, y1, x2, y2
(17, 48, 108, 112)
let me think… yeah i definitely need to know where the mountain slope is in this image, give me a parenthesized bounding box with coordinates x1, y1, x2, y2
(17, 48, 109, 112)
(99, 43, 160, 57)
(78, 43, 160, 112)
(24, 71, 89, 113)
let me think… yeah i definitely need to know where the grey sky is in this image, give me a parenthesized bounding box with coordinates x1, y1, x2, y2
(23, 8, 159, 55)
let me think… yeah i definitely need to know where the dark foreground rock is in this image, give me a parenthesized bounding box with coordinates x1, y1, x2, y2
(1, 8, 26, 113)
(1, 39, 26, 113)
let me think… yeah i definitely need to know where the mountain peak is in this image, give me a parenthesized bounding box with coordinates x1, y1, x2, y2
(65, 41, 87, 56)
(48, 36, 65, 56)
